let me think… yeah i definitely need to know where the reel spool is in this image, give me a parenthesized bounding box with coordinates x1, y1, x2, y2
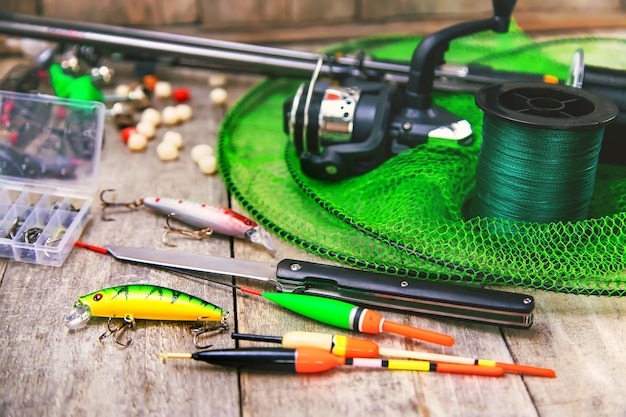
(472, 82, 618, 223)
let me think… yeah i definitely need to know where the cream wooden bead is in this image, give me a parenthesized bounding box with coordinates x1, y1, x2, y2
(140, 107, 161, 127)
(161, 105, 179, 126)
(198, 155, 217, 174)
(191, 144, 214, 163)
(175, 104, 193, 122)
(135, 121, 156, 139)
(208, 73, 227, 88)
(154, 81, 172, 98)
(162, 131, 183, 149)
(209, 88, 228, 106)
(156, 141, 179, 161)
(114, 84, 130, 98)
(127, 132, 148, 151)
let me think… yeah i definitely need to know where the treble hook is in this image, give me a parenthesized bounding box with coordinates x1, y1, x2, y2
(191, 318, 230, 349)
(99, 189, 145, 221)
(99, 315, 136, 347)
(161, 213, 213, 247)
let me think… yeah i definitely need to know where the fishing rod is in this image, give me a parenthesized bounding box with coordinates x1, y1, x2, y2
(0, 9, 535, 89)
(1, 8, 622, 98)
(0, 1, 521, 181)
(1, 0, 625, 178)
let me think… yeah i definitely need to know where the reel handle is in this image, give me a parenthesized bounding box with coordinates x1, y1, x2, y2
(405, 0, 517, 109)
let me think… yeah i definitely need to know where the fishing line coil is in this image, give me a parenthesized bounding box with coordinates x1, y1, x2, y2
(472, 82, 618, 223)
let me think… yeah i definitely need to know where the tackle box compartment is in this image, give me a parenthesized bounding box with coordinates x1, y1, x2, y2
(0, 90, 104, 266)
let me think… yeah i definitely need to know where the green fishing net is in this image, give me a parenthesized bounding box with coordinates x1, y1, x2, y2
(217, 24, 626, 296)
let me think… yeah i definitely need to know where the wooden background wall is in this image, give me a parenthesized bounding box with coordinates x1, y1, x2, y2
(2, 0, 626, 42)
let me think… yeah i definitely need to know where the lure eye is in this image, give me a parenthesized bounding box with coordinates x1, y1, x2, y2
(92, 293, 103, 302)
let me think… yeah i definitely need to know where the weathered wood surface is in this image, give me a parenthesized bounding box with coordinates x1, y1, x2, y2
(36, 0, 198, 25)
(3, 1, 626, 43)
(0, 61, 625, 417)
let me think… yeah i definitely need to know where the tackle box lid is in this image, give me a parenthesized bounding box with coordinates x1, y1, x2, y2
(0, 89, 104, 195)
(0, 89, 104, 267)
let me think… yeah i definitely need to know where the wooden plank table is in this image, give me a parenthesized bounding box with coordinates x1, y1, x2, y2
(0, 56, 624, 417)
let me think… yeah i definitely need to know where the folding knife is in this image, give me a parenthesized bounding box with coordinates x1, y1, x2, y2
(103, 244, 535, 328)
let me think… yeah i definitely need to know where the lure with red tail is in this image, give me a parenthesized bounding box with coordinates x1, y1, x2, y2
(99, 190, 275, 253)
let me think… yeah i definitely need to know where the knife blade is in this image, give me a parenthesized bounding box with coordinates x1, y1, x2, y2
(103, 244, 534, 328)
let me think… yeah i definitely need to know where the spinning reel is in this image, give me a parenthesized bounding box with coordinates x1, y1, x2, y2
(284, 0, 517, 180)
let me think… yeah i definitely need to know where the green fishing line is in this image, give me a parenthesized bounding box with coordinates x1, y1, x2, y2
(472, 82, 618, 223)
(473, 116, 603, 222)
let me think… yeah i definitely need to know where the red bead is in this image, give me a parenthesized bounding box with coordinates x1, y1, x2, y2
(120, 127, 138, 143)
(3, 100, 14, 113)
(56, 106, 67, 120)
(172, 88, 191, 103)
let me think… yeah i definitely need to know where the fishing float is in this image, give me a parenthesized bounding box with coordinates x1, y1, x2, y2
(261, 292, 455, 347)
(231, 331, 556, 378)
(159, 347, 503, 376)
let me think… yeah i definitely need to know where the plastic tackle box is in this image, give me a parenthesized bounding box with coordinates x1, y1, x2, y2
(0, 90, 104, 266)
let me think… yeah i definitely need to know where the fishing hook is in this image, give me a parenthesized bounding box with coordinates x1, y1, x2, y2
(190, 316, 230, 349)
(99, 189, 144, 221)
(161, 213, 213, 247)
(99, 315, 136, 347)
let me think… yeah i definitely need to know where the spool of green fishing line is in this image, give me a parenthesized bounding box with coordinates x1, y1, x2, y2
(472, 82, 618, 223)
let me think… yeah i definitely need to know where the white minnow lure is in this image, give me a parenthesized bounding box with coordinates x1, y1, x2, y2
(100, 190, 275, 253)
(144, 197, 275, 253)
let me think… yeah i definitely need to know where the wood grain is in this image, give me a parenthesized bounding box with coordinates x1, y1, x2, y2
(5, 4, 626, 43)
(0, 44, 626, 417)
(39, 0, 196, 25)
(0, 0, 37, 14)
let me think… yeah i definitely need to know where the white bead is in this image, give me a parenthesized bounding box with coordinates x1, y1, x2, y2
(198, 155, 217, 174)
(127, 132, 148, 151)
(191, 144, 214, 163)
(154, 81, 172, 98)
(208, 73, 227, 88)
(140, 107, 161, 127)
(115, 84, 131, 98)
(175, 104, 193, 122)
(162, 131, 183, 149)
(161, 106, 179, 126)
(209, 88, 228, 106)
(156, 141, 179, 161)
(135, 121, 156, 139)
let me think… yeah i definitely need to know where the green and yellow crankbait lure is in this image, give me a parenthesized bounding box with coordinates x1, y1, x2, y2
(65, 284, 229, 347)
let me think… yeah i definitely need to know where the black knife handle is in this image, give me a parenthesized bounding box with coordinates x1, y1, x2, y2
(275, 259, 534, 324)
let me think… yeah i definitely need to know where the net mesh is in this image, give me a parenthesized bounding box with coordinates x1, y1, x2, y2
(217, 24, 626, 296)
